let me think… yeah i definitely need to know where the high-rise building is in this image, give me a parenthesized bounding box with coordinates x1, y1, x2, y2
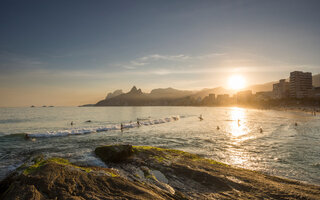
(313, 74, 320, 87)
(289, 71, 312, 98)
(273, 79, 289, 99)
(208, 94, 215, 102)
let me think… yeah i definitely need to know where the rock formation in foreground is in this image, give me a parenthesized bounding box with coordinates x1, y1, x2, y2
(1, 145, 320, 200)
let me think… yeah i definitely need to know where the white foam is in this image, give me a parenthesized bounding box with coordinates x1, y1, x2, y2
(27, 115, 180, 138)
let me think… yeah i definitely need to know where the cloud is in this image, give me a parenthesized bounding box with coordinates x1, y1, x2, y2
(139, 54, 190, 61)
(120, 53, 225, 70)
(0, 51, 46, 72)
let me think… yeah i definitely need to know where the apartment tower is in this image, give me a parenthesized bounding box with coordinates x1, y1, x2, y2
(289, 71, 312, 98)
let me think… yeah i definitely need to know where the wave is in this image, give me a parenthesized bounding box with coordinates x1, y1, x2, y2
(26, 116, 180, 138)
(0, 133, 27, 139)
(0, 119, 29, 124)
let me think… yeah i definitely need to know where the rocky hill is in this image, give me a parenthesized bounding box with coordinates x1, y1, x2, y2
(1, 145, 319, 199)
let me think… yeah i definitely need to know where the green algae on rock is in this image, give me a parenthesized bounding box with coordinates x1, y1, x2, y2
(95, 145, 320, 200)
(1, 145, 320, 200)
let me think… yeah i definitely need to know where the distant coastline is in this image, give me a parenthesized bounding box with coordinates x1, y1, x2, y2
(79, 86, 319, 115)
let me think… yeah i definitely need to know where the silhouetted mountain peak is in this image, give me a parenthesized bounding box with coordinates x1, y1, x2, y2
(128, 86, 143, 95)
(105, 89, 123, 100)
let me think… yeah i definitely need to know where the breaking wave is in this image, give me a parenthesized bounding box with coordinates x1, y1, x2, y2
(26, 116, 180, 138)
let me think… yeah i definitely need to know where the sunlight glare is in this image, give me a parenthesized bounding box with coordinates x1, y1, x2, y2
(229, 107, 249, 137)
(228, 75, 246, 90)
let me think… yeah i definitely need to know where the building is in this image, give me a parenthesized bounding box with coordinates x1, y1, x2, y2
(256, 91, 273, 100)
(273, 79, 289, 99)
(236, 90, 252, 103)
(313, 74, 320, 87)
(289, 71, 312, 98)
(308, 87, 320, 99)
(202, 93, 215, 105)
(216, 94, 230, 104)
(208, 94, 215, 103)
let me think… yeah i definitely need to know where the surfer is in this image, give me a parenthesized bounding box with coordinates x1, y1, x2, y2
(85, 120, 92, 123)
(199, 114, 203, 121)
(259, 127, 263, 133)
(120, 123, 124, 131)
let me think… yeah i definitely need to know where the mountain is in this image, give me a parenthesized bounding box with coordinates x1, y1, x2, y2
(244, 81, 276, 93)
(94, 83, 276, 106)
(149, 87, 194, 99)
(105, 89, 123, 100)
(191, 87, 232, 99)
(91, 74, 320, 107)
(95, 86, 199, 106)
(96, 86, 149, 106)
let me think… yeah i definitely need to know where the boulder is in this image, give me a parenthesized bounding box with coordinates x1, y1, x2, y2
(95, 144, 134, 163)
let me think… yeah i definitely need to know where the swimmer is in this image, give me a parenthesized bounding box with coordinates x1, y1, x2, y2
(199, 114, 203, 121)
(24, 133, 30, 140)
(217, 126, 220, 130)
(259, 127, 263, 133)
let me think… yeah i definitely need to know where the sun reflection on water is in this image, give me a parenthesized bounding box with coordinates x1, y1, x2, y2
(229, 107, 249, 138)
(225, 107, 252, 166)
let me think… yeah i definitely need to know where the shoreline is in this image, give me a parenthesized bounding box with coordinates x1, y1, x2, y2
(1, 145, 319, 199)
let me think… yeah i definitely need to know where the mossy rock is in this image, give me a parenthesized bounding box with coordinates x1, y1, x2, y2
(95, 144, 134, 163)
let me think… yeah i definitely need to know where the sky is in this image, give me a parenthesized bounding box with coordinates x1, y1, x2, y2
(1, 0, 320, 107)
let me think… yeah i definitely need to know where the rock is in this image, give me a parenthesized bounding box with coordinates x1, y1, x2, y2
(94, 144, 134, 163)
(95, 145, 320, 200)
(2, 145, 320, 200)
(0, 160, 175, 200)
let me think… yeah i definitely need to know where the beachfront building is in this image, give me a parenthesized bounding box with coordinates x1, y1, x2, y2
(273, 79, 289, 99)
(216, 94, 230, 105)
(201, 93, 216, 105)
(236, 90, 253, 102)
(313, 74, 320, 87)
(308, 87, 320, 99)
(289, 71, 312, 99)
(256, 91, 273, 100)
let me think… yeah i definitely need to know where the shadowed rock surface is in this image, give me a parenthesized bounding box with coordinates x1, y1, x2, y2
(1, 145, 320, 200)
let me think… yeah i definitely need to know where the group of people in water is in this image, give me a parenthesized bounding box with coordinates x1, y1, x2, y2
(24, 113, 305, 140)
(197, 114, 301, 134)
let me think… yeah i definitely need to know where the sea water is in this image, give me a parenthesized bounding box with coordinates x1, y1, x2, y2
(0, 106, 319, 184)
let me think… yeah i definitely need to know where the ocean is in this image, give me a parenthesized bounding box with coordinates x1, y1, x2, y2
(0, 106, 319, 185)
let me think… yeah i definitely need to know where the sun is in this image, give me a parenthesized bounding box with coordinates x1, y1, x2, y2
(228, 75, 246, 90)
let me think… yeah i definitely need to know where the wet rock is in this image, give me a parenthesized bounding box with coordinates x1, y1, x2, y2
(95, 145, 320, 200)
(94, 144, 134, 163)
(1, 145, 320, 200)
(0, 159, 175, 200)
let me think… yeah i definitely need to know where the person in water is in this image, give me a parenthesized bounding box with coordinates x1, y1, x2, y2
(237, 119, 241, 126)
(71, 121, 74, 126)
(199, 114, 203, 121)
(295, 122, 298, 126)
(137, 120, 141, 127)
(217, 126, 220, 130)
(120, 123, 124, 131)
(259, 127, 263, 133)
